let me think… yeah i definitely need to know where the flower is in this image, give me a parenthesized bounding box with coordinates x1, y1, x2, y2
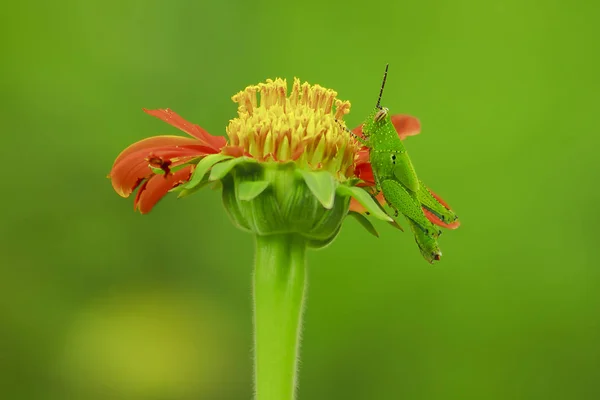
(110, 78, 390, 247)
(109, 79, 362, 215)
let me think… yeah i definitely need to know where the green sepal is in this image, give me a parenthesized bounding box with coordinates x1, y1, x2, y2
(238, 180, 270, 201)
(307, 223, 343, 249)
(209, 157, 256, 181)
(388, 219, 404, 232)
(183, 154, 233, 189)
(308, 195, 350, 240)
(348, 211, 379, 238)
(336, 186, 393, 222)
(297, 169, 337, 209)
(176, 180, 211, 198)
(221, 175, 252, 232)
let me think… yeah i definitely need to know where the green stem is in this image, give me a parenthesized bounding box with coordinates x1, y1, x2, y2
(253, 234, 307, 400)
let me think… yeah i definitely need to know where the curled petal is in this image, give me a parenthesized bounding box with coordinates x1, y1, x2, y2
(133, 166, 194, 214)
(143, 108, 227, 151)
(111, 135, 207, 168)
(111, 157, 156, 198)
(110, 138, 216, 198)
(390, 114, 421, 140)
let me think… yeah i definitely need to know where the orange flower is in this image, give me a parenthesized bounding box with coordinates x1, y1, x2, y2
(109, 78, 359, 216)
(349, 114, 460, 230)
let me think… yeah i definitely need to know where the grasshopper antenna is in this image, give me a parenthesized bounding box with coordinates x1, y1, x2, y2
(376, 63, 389, 109)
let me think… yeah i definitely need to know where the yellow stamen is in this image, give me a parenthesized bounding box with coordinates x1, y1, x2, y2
(227, 78, 359, 180)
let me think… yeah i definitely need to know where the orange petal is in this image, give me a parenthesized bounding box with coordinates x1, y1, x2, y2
(390, 114, 421, 140)
(112, 135, 208, 168)
(355, 163, 375, 186)
(133, 166, 194, 214)
(110, 141, 214, 198)
(111, 158, 156, 198)
(349, 197, 366, 213)
(355, 148, 370, 165)
(143, 109, 227, 151)
(221, 145, 245, 158)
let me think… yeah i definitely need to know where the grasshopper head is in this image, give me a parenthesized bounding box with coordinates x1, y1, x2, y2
(361, 64, 390, 137)
(374, 107, 389, 122)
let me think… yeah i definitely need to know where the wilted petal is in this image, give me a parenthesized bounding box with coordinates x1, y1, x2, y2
(133, 166, 194, 214)
(110, 138, 215, 198)
(111, 157, 156, 198)
(143, 108, 227, 151)
(112, 135, 208, 168)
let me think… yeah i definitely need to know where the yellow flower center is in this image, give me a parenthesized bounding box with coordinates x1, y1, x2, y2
(226, 78, 360, 180)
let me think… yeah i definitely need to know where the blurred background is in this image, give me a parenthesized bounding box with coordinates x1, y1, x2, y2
(2, 0, 599, 399)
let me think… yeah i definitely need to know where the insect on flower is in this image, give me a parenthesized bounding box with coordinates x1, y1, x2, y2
(108, 74, 459, 258)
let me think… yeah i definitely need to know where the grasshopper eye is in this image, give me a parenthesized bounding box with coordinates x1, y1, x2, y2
(374, 107, 389, 122)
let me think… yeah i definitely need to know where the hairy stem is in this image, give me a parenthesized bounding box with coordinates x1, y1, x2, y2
(253, 234, 307, 400)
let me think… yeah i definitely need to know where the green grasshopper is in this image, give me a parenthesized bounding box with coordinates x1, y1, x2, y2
(355, 65, 459, 263)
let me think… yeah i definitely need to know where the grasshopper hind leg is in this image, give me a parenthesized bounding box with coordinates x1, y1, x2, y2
(381, 179, 441, 237)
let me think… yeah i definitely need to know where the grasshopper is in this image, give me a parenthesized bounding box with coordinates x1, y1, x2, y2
(354, 65, 459, 263)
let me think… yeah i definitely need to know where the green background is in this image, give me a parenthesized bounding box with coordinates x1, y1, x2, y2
(2, 0, 599, 399)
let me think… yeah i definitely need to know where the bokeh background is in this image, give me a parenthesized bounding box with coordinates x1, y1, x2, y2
(2, 0, 599, 399)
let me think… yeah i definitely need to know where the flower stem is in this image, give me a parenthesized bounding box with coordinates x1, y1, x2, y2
(253, 234, 307, 400)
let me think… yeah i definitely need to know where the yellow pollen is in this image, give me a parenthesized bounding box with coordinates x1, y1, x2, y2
(226, 78, 359, 180)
